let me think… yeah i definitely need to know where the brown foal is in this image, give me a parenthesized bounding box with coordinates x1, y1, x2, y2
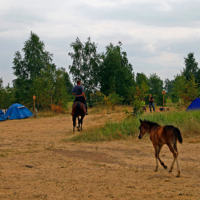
(138, 119, 183, 177)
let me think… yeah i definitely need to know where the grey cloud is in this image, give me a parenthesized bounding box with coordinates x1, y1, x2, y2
(74, 1, 200, 27)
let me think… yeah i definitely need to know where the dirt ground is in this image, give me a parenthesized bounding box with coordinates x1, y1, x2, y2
(0, 108, 200, 200)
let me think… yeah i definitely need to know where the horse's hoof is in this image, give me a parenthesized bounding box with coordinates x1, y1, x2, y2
(164, 166, 167, 169)
(176, 171, 180, 177)
(154, 169, 158, 172)
(169, 170, 172, 173)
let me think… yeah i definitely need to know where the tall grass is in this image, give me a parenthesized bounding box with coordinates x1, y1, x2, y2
(70, 110, 200, 142)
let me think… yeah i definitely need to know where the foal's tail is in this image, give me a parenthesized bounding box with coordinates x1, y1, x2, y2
(173, 127, 183, 144)
(73, 102, 80, 126)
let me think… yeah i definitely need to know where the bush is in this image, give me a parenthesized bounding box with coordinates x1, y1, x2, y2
(51, 104, 63, 113)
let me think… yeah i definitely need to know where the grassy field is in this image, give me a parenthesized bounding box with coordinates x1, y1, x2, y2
(70, 108, 200, 142)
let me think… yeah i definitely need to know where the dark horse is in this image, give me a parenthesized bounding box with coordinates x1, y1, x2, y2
(72, 102, 86, 132)
(138, 119, 183, 177)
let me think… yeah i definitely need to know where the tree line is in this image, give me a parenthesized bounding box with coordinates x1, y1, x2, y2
(0, 32, 199, 111)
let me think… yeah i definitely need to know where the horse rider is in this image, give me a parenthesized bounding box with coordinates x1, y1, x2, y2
(72, 79, 88, 115)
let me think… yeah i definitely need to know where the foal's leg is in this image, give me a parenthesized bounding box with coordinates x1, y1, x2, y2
(154, 145, 167, 172)
(167, 142, 181, 177)
(153, 145, 160, 172)
(157, 145, 167, 169)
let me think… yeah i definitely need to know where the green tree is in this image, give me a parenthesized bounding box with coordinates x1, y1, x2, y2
(164, 78, 175, 98)
(0, 79, 16, 109)
(12, 32, 56, 107)
(63, 68, 73, 97)
(183, 52, 198, 81)
(134, 81, 149, 101)
(107, 92, 124, 110)
(172, 75, 186, 105)
(136, 73, 149, 86)
(181, 75, 199, 106)
(53, 68, 70, 109)
(149, 73, 164, 106)
(32, 65, 56, 110)
(68, 37, 102, 101)
(99, 42, 135, 103)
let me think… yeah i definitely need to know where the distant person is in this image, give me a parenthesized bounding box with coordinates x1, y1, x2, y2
(149, 94, 155, 112)
(141, 99, 146, 112)
(72, 80, 88, 115)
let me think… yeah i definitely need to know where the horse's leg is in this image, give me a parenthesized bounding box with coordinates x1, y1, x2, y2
(77, 116, 80, 131)
(176, 157, 181, 177)
(153, 144, 159, 172)
(169, 158, 176, 173)
(167, 142, 180, 177)
(157, 145, 167, 169)
(81, 116, 83, 131)
(173, 140, 178, 155)
(73, 117, 76, 133)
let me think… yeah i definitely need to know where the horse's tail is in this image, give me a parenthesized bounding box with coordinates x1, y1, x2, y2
(173, 127, 183, 144)
(73, 102, 80, 126)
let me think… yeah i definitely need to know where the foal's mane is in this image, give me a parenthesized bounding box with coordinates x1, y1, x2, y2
(143, 120, 160, 127)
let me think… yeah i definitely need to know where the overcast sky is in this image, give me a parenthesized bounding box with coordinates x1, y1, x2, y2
(1, 0, 200, 86)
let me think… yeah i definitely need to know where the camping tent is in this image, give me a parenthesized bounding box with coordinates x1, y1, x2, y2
(0, 109, 6, 121)
(186, 98, 200, 111)
(5, 103, 33, 120)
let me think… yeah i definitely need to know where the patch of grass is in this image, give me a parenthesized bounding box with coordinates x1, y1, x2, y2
(70, 110, 200, 142)
(165, 98, 177, 107)
(70, 118, 140, 142)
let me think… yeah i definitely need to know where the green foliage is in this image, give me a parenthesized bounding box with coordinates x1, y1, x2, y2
(183, 52, 198, 81)
(0, 79, 16, 109)
(127, 85, 136, 103)
(99, 42, 135, 103)
(172, 75, 186, 104)
(32, 65, 55, 109)
(172, 74, 199, 107)
(124, 99, 144, 117)
(181, 75, 199, 107)
(132, 99, 144, 116)
(149, 73, 164, 106)
(90, 91, 124, 110)
(12, 32, 56, 107)
(90, 90, 105, 110)
(135, 82, 149, 101)
(53, 68, 70, 109)
(10, 32, 72, 110)
(107, 92, 124, 109)
(136, 73, 149, 86)
(164, 78, 175, 98)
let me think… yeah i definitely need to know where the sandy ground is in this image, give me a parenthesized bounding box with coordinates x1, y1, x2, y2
(0, 108, 200, 200)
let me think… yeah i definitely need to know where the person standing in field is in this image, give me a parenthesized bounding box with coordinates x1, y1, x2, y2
(149, 94, 155, 112)
(72, 79, 88, 115)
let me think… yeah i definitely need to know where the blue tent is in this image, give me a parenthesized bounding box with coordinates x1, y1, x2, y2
(0, 109, 6, 121)
(5, 103, 33, 120)
(186, 98, 200, 111)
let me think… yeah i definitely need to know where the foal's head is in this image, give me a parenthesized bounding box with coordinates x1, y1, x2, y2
(138, 119, 159, 139)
